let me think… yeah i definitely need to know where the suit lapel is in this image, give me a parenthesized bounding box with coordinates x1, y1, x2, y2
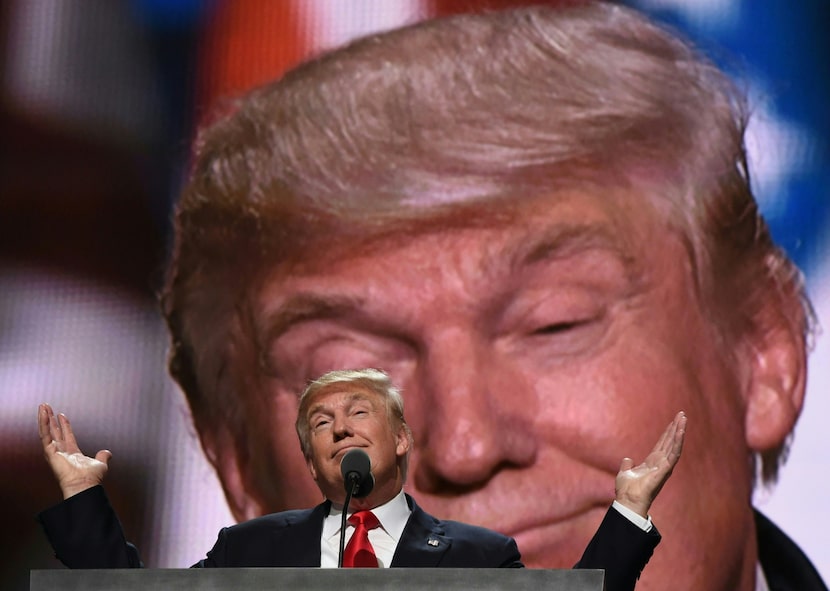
(271, 501, 330, 567)
(390, 494, 452, 567)
(755, 510, 828, 591)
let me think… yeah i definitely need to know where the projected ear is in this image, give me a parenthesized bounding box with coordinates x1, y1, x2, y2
(742, 292, 807, 453)
(200, 426, 262, 522)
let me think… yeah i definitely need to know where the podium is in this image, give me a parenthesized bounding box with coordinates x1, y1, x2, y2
(31, 568, 605, 590)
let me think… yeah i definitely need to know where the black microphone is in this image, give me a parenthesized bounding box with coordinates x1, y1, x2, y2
(338, 449, 375, 567)
(340, 449, 374, 499)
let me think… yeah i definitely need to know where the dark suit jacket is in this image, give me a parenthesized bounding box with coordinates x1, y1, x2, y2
(755, 511, 828, 591)
(195, 493, 524, 568)
(38, 486, 659, 591)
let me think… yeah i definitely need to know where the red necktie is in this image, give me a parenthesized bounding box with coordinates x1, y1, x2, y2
(343, 510, 381, 567)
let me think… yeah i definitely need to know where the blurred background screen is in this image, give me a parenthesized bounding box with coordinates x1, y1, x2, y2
(1, 1, 827, 590)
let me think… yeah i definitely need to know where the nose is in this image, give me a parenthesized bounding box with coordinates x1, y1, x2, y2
(332, 412, 354, 442)
(409, 331, 537, 493)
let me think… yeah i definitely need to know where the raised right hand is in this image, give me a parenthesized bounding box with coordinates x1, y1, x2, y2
(38, 403, 111, 499)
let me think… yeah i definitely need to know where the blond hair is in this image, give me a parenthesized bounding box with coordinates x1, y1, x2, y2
(295, 368, 410, 459)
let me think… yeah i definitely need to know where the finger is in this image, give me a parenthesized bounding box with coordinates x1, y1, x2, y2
(619, 457, 634, 472)
(660, 413, 686, 469)
(94, 450, 113, 465)
(664, 413, 682, 450)
(669, 412, 687, 462)
(38, 404, 54, 447)
(645, 432, 670, 468)
(658, 411, 683, 457)
(668, 412, 685, 445)
(49, 408, 63, 445)
(653, 416, 677, 457)
(59, 413, 79, 450)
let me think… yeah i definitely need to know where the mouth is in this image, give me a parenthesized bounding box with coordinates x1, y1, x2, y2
(500, 502, 606, 537)
(412, 482, 611, 562)
(331, 444, 366, 459)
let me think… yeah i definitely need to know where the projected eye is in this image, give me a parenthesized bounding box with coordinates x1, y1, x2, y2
(514, 310, 608, 359)
(533, 319, 590, 335)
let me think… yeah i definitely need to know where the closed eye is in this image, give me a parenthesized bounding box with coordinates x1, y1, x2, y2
(533, 319, 591, 334)
(312, 418, 331, 430)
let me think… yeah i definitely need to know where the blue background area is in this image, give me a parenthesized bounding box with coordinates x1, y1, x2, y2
(625, 0, 829, 276)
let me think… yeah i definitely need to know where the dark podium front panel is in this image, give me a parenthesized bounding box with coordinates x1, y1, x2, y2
(31, 568, 604, 591)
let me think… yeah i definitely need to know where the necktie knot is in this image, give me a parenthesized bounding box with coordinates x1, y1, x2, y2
(343, 510, 380, 567)
(348, 510, 380, 530)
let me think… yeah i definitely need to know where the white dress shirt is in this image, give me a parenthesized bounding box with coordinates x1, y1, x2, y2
(321, 490, 412, 568)
(755, 564, 770, 591)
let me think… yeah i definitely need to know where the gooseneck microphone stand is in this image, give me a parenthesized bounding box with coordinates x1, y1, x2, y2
(338, 473, 361, 568)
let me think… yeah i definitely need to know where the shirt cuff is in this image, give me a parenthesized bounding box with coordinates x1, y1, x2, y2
(612, 500, 653, 532)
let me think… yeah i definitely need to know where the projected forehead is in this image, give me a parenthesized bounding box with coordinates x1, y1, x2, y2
(254, 191, 659, 394)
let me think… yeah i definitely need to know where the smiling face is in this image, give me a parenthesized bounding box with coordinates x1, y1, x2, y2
(219, 189, 798, 590)
(300, 383, 411, 509)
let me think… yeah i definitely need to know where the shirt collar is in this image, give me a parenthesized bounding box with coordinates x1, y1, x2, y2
(323, 490, 411, 542)
(755, 563, 770, 591)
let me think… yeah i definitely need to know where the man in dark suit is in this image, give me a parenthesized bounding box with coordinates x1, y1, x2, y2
(38, 368, 684, 591)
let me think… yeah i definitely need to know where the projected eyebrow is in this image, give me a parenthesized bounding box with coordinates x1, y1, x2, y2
(511, 223, 637, 275)
(257, 223, 640, 357)
(257, 294, 365, 356)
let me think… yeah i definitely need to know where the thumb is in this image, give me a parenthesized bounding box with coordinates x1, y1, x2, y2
(95, 450, 113, 465)
(619, 457, 634, 472)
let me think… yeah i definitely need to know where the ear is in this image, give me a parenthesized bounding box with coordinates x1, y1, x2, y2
(200, 426, 263, 522)
(396, 422, 412, 458)
(742, 296, 807, 453)
(306, 454, 319, 482)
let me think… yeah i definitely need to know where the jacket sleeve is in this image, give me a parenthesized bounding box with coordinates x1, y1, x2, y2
(37, 485, 143, 568)
(574, 506, 661, 591)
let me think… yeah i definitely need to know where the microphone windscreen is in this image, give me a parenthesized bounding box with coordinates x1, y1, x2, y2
(340, 449, 371, 481)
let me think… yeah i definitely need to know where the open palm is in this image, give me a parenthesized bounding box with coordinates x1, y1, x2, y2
(38, 403, 111, 499)
(615, 411, 686, 517)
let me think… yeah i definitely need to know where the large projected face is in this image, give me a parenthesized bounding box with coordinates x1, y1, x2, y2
(220, 190, 795, 590)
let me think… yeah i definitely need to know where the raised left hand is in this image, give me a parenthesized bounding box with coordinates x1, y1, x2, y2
(38, 403, 111, 499)
(615, 411, 686, 518)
